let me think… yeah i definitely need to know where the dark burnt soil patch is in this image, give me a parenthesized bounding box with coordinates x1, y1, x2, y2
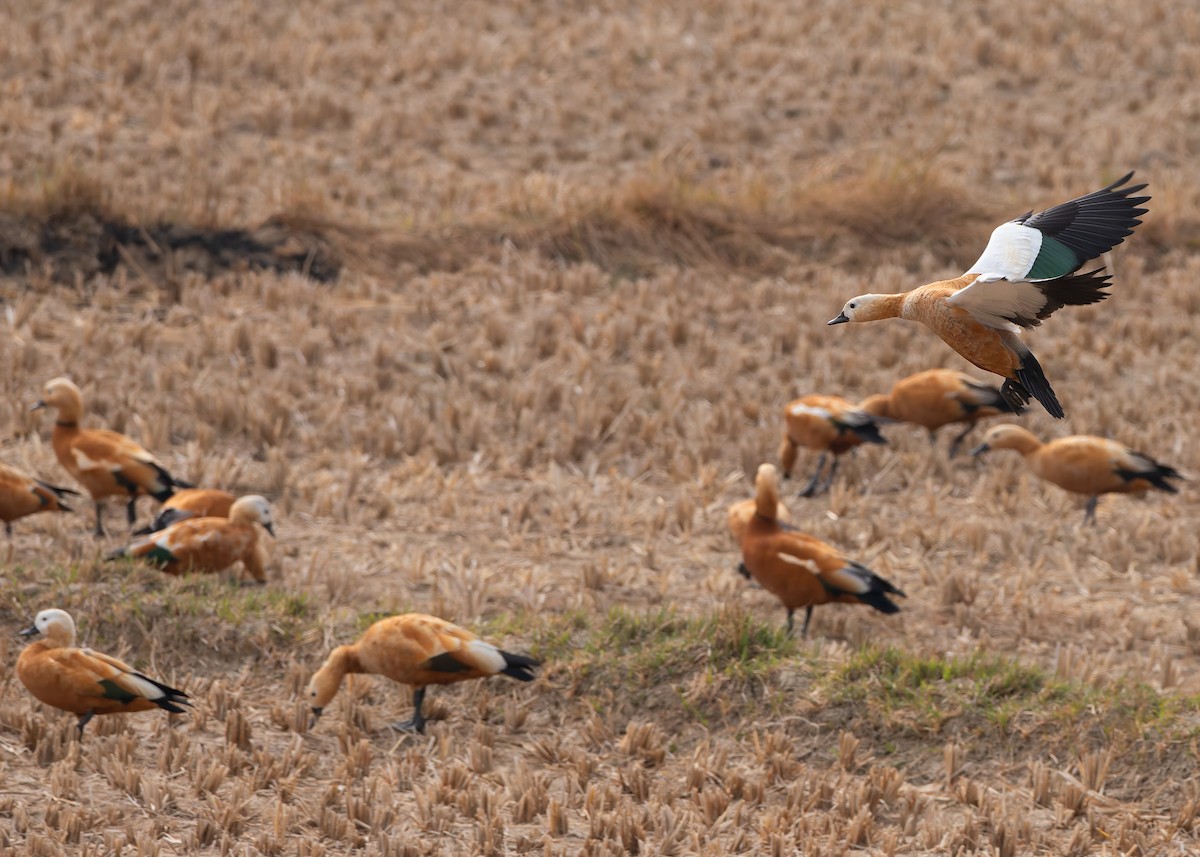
(0, 210, 342, 284)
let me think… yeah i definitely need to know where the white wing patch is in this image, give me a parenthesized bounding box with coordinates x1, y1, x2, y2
(966, 221, 1043, 280)
(72, 447, 112, 472)
(787, 403, 831, 421)
(823, 566, 871, 595)
(776, 553, 818, 575)
(946, 278, 1047, 331)
(465, 639, 506, 674)
(115, 671, 167, 700)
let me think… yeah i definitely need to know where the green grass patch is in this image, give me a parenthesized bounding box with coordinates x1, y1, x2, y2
(824, 645, 1200, 747)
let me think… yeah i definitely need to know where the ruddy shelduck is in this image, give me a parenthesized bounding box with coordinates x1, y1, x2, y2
(32, 377, 190, 536)
(860, 369, 1014, 457)
(779, 395, 887, 496)
(132, 488, 236, 535)
(306, 613, 539, 733)
(739, 464, 904, 636)
(105, 495, 275, 582)
(829, 174, 1149, 418)
(0, 462, 78, 538)
(970, 424, 1181, 524)
(17, 608, 190, 739)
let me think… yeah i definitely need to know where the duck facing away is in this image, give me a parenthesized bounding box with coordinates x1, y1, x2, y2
(729, 490, 794, 582)
(132, 488, 236, 535)
(306, 614, 539, 733)
(0, 462, 78, 538)
(970, 424, 1181, 524)
(739, 464, 904, 636)
(32, 377, 190, 537)
(829, 174, 1149, 418)
(106, 495, 274, 583)
(860, 368, 1014, 457)
(17, 608, 190, 739)
(779, 395, 888, 496)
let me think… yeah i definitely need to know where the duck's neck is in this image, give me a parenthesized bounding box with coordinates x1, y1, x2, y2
(859, 394, 891, 419)
(755, 473, 780, 521)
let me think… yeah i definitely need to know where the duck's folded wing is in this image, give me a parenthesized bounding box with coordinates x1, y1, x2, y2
(947, 268, 1112, 330)
(420, 631, 506, 676)
(966, 173, 1149, 282)
(52, 648, 168, 703)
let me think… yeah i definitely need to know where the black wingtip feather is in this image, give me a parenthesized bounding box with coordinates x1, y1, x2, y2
(1033, 268, 1113, 322)
(1020, 172, 1151, 270)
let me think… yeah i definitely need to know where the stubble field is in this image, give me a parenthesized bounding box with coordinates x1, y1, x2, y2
(2, 1, 1200, 854)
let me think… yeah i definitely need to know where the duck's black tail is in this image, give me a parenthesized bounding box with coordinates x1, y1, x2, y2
(500, 651, 540, 681)
(1119, 456, 1183, 493)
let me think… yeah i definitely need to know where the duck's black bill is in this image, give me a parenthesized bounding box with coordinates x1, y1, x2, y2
(827, 313, 850, 325)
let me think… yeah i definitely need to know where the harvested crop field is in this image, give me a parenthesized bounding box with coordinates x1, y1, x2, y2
(2, 0, 1200, 854)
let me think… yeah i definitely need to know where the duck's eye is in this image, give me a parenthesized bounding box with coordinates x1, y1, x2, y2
(849, 302, 857, 309)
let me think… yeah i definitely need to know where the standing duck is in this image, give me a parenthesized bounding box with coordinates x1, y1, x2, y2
(17, 608, 190, 739)
(739, 464, 904, 636)
(860, 368, 1014, 457)
(779, 395, 887, 496)
(32, 378, 189, 537)
(305, 614, 539, 733)
(970, 424, 1181, 524)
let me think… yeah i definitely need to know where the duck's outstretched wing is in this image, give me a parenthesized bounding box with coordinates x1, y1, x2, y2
(965, 172, 1149, 282)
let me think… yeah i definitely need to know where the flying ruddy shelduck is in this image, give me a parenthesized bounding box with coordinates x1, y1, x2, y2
(969, 424, 1181, 524)
(306, 614, 539, 734)
(17, 608, 190, 739)
(829, 174, 1149, 418)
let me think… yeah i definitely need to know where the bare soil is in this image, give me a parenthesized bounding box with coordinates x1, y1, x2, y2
(1, 0, 1199, 854)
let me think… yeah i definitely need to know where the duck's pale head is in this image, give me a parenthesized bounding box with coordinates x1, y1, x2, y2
(20, 608, 77, 645)
(32, 377, 84, 417)
(230, 495, 276, 537)
(828, 294, 899, 325)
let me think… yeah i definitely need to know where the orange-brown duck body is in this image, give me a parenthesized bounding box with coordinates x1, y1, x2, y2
(739, 464, 904, 636)
(860, 368, 1014, 457)
(17, 608, 190, 738)
(0, 462, 78, 538)
(970, 424, 1181, 524)
(779, 395, 887, 496)
(132, 488, 236, 535)
(305, 613, 539, 733)
(106, 495, 274, 582)
(32, 377, 189, 536)
(829, 174, 1149, 419)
